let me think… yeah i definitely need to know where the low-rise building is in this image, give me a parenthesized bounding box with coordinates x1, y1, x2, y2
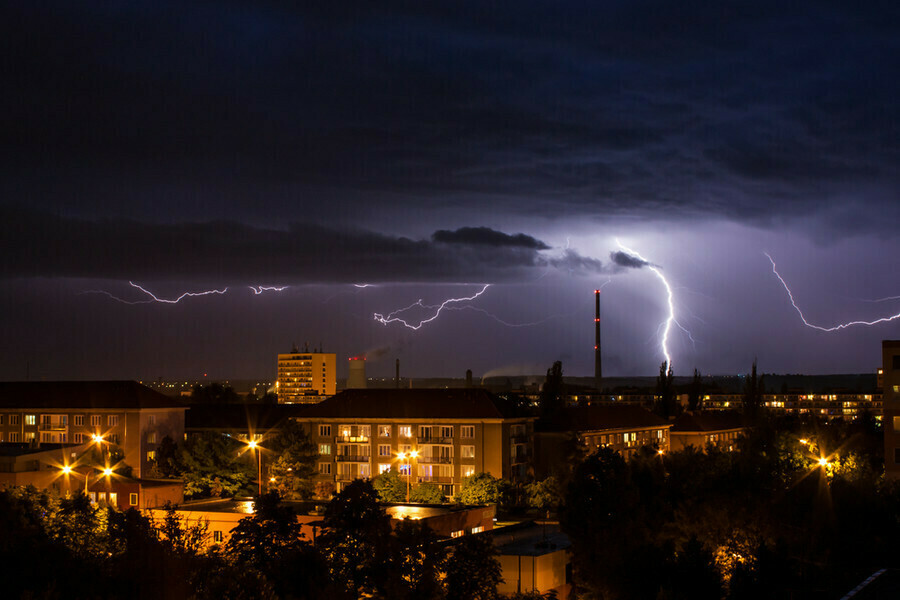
(493, 522, 572, 598)
(533, 405, 671, 478)
(669, 411, 745, 452)
(0, 381, 188, 478)
(293, 388, 535, 497)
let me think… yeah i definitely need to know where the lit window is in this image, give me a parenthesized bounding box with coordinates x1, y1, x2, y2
(213, 530, 224, 543)
(129, 493, 138, 506)
(461, 445, 475, 459)
(147, 432, 157, 444)
(147, 450, 156, 461)
(319, 444, 331, 455)
(460, 426, 475, 439)
(379, 425, 391, 437)
(399, 426, 412, 438)
(359, 463, 371, 478)
(451, 530, 464, 538)
(472, 526, 484, 534)
(25, 415, 35, 426)
(461, 465, 475, 477)
(378, 463, 392, 474)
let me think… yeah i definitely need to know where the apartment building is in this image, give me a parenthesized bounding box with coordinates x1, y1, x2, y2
(533, 405, 672, 478)
(276, 349, 336, 403)
(883, 340, 900, 480)
(669, 411, 745, 452)
(0, 381, 187, 478)
(294, 388, 535, 496)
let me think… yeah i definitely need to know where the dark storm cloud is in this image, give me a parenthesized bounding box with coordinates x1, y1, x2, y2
(2, 1, 898, 234)
(0, 206, 603, 283)
(609, 251, 651, 270)
(432, 227, 549, 250)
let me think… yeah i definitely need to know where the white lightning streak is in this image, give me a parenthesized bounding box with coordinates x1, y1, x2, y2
(374, 285, 490, 330)
(248, 286, 288, 294)
(82, 282, 228, 304)
(617, 240, 687, 368)
(766, 253, 900, 331)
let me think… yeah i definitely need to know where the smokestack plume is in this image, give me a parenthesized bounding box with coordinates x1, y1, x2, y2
(594, 289, 602, 390)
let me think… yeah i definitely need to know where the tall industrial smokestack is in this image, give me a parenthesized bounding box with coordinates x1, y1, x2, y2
(594, 289, 602, 390)
(395, 359, 400, 389)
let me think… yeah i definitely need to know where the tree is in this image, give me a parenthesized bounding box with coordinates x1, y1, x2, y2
(157, 501, 209, 555)
(267, 420, 319, 500)
(655, 360, 677, 419)
(149, 434, 181, 478)
(388, 519, 448, 600)
(540, 361, 565, 416)
(226, 492, 306, 570)
(457, 472, 505, 505)
(319, 480, 394, 598)
(410, 482, 445, 504)
(179, 432, 256, 498)
(444, 534, 503, 600)
(373, 467, 408, 502)
(688, 368, 704, 412)
(742, 359, 763, 424)
(525, 476, 562, 518)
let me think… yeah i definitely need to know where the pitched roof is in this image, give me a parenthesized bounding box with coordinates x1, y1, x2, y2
(297, 388, 525, 420)
(0, 381, 188, 410)
(671, 411, 745, 433)
(186, 403, 310, 431)
(537, 404, 670, 433)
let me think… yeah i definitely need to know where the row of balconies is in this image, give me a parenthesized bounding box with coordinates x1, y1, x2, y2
(335, 473, 455, 484)
(335, 454, 459, 464)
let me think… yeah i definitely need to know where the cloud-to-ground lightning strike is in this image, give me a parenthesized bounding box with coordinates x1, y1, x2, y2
(248, 286, 289, 294)
(616, 240, 692, 368)
(766, 253, 900, 331)
(374, 285, 491, 330)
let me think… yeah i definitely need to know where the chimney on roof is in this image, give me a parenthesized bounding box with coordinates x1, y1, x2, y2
(594, 289, 602, 391)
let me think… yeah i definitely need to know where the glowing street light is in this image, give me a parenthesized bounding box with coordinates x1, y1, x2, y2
(817, 458, 829, 467)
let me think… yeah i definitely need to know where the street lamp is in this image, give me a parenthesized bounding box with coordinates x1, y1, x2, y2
(397, 450, 419, 503)
(247, 439, 262, 495)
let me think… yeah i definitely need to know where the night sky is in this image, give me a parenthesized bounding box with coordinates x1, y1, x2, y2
(2, 2, 899, 382)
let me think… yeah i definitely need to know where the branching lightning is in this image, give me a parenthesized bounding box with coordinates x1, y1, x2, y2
(766, 253, 900, 331)
(81, 282, 228, 304)
(248, 286, 288, 294)
(617, 240, 691, 368)
(374, 285, 491, 330)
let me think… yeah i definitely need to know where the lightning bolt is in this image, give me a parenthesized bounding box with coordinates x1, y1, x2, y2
(82, 282, 228, 304)
(616, 240, 691, 368)
(248, 286, 288, 294)
(766, 253, 900, 331)
(374, 284, 491, 330)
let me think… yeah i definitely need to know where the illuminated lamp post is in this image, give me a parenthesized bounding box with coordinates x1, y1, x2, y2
(247, 439, 263, 495)
(397, 450, 419, 503)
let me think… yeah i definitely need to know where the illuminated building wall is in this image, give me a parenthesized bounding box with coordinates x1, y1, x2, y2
(883, 340, 900, 480)
(276, 351, 337, 404)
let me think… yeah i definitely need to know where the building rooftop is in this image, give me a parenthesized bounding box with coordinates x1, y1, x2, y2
(186, 403, 310, 432)
(298, 388, 528, 420)
(671, 410, 744, 433)
(492, 521, 571, 556)
(0, 381, 188, 410)
(537, 405, 670, 433)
